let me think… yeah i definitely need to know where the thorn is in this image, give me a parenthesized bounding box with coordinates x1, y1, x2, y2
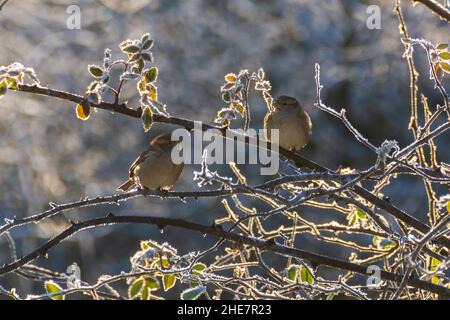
(158, 189, 169, 198)
(311, 262, 319, 271)
(157, 224, 165, 231)
(265, 238, 276, 246)
(106, 212, 115, 218)
(49, 202, 58, 209)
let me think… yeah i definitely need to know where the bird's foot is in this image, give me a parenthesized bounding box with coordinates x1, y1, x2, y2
(157, 187, 169, 198)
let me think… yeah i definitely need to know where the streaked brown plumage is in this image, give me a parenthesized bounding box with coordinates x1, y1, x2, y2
(117, 133, 184, 191)
(263, 95, 312, 151)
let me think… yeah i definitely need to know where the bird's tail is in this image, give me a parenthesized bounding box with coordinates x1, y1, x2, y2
(117, 179, 135, 191)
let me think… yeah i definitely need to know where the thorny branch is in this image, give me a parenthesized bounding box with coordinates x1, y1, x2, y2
(1, 1, 450, 299)
(1, 214, 449, 297)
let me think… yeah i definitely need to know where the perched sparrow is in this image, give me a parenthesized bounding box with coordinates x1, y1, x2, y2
(263, 95, 312, 151)
(117, 133, 184, 191)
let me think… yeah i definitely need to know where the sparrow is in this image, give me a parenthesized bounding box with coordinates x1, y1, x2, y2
(117, 133, 184, 191)
(263, 95, 312, 151)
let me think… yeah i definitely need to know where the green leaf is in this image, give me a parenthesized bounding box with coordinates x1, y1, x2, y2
(287, 265, 298, 281)
(181, 285, 206, 300)
(45, 281, 65, 300)
(438, 51, 450, 60)
(355, 208, 367, 219)
(144, 67, 158, 83)
(0, 80, 7, 96)
(134, 59, 145, 74)
(222, 92, 231, 103)
(122, 45, 140, 53)
(146, 277, 160, 291)
(300, 267, 314, 285)
(141, 106, 153, 132)
(88, 81, 99, 91)
(431, 276, 440, 285)
(142, 39, 154, 51)
(128, 277, 145, 299)
(141, 53, 153, 62)
(5, 77, 17, 90)
(192, 263, 207, 273)
(141, 33, 151, 43)
(128, 53, 142, 63)
(437, 43, 449, 50)
(163, 274, 177, 292)
(88, 65, 103, 78)
(140, 286, 150, 300)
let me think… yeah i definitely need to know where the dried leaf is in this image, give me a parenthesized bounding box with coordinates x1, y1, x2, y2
(76, 95, 90, 120)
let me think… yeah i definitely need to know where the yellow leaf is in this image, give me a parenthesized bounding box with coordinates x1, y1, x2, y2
(224, 73, 237, 83)
(440, 62, 450, 73)
(146, 83, 158, 101)
(76, 94, 90, 120)
(430, 257, 441, 271)
(149, 88, 158, 101)
(140, 241, 150, 250)
(163, 274, 176, 291)
(233, 102, 245, 114)
(45, 281, 65, 300)
(438, 51, 450, 60)
(76, 103, 90, 120)
(161, 255, 171, 268)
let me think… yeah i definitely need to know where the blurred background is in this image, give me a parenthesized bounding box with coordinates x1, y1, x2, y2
(0, 0, 449, 298)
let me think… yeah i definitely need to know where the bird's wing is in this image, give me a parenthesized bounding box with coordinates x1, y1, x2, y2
(300, 109, 312, 133)
(128, 149, 151, 178)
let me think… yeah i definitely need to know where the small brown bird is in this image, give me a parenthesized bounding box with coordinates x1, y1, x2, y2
(117, 133, 184, 191)
(264, 95, 312, 151)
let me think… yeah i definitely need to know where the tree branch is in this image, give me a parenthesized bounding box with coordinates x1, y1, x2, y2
(0, 172, 360, 238)
(412, 0, 450, 23)
(1, 214, 449, 297)
(11, 83, 450, 251)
